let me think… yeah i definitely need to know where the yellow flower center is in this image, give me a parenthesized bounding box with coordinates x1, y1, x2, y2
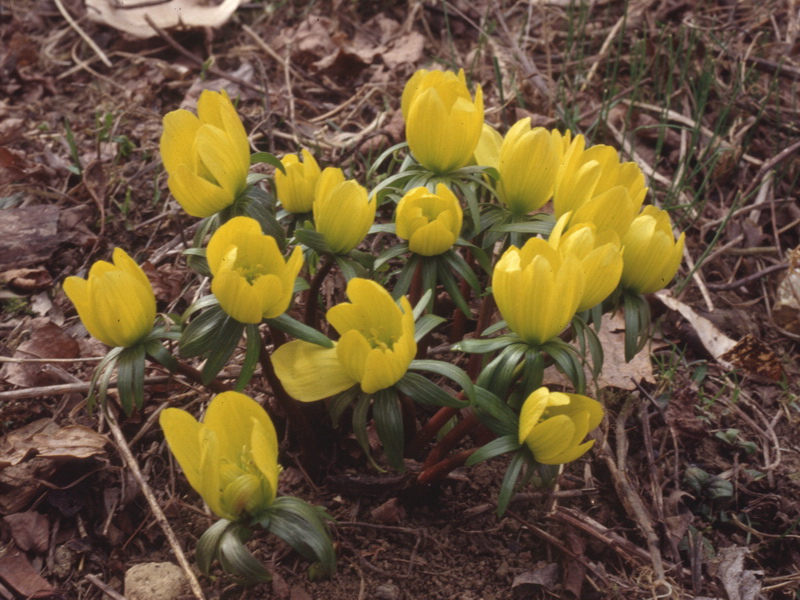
(235, 262, 269, 285)
(368, 326, 396, 351)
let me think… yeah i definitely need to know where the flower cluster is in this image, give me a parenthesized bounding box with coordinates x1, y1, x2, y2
(63, 70, 686, 583)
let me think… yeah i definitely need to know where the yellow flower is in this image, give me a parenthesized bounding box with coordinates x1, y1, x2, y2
(159, 391, 280, 521)
(568, 186, 638, 239)
(275, 149, 321, 214)
(620, 206, 685, 294)
(473, 123, 502, 169)
(395, 184, 463, 256)
(63, 248, 155, 348)
(495, 119, 563, 215)
(313, 168, 375, 254)
(492, 238, 584, 346)
(207, 216, 304, 324)
(519, 387, 604, 465)
(554, 135, 647, 222)
(401, 69, 484, 175)
(160, 89, 250, 218)
(273, 279, 416, 400)
(548, 213, 623, 312)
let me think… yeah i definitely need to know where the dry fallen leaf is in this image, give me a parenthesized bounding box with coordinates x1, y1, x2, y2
(85, 0, 246, 39)
(3, 511, 50, 553)
(0, 549, 55, 597)
(0, 418, 107, 467)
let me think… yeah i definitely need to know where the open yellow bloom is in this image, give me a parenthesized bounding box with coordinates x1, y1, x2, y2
(207, 216, 303, 324)
(554, 135, 647, 222)
(160, 89, 250, 218)
(492, 238, 584, 346)
(519, 387, 604, 465)
(273, 278, 416, 400)
(63, 248, 155, 348)
(160, 391, 280, 521)
(495, 119, 564, 215)
(396, 184, 463, 256)
(275, 149, 321, 213)
(401, 69, 484, 175)
(620, 206, 685, 294)
(548, 213, 623, 312)
(313, 168, 375, 254)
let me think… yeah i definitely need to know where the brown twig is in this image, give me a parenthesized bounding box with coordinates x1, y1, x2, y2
(106, 412, 206, 600)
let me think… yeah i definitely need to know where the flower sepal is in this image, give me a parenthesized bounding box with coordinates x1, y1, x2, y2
(178, 301, 245, 385)
(623, 290, 651, 362)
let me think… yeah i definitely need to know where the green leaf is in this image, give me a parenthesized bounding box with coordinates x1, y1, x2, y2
(116, 344, 146, 415)
(441, 249, 481, 293)
(335, 255, 369, 281)
(436, 260, 472, 316)
(466, 434, 520, 467)
(266, 314, 333, 348)
(409, 359, 475, 403)
(391, 254, 420, 299)
(88, 347, 123, 414)
(366, 141, 409, 180)
(413, 313, 445, 343)
(351, 394, 376, 467)
(497, 451, 527, 516)
(201, 316, 245, 385)
(144, 340, 177, 372)
(294, 228, 333, 254)
(372, 388, 404, 471)
(451, 336, 518, 354)
(543, 339, 585, 394)
(181, 295, 219, 323)
(259, 497, 337, 578)
(395, 372, 468, 408)
(251, 151, 285, 174)
(473, 386, 518, 438)
(236, 325, 262, 391)
(196, 519, 232, 576)
(412, 288, 434, 320)
(476, 343, 527, 396)
(374, 242, 409, 271)
(623, 292, 651, 362)
(519, 350, 544, 398)
(489, 214, 556, 236)
(238, 186, 285, 251)
(218, 525, 271, 584)
(327, 385, 359, 427)
(179, 304, 228, 357)
(481, 320, 508, 337)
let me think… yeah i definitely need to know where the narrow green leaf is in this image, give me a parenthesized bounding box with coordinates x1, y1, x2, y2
(452, 336, 518, 354)
(441, 250, 481, 293)
(413, 314, 445, 343)
(544, 340, 586, 394)
(412, 288, 434, 320)
(266, 314, 333, 348)
(196, 519, 232, 576)
(473, 386, 518, 438)
(250, 151, 285, 173)
(409, 359, 475, 403)
(116, 345, 145, 416)
(372, 389, 404, 471)
(481, 320, 508, 337)
(179, 304, 227, 357)
(466, 434, 520, 467)
(201, 316, 244, 384)
(391, 255, 420, 299)
(437, 260, 472, 316)
(395, 372, 467, 408)
(327, 386, 359, 428)
(476, 343, 527, 396)
(181, 295, 219, 323)
(145, 340, 177, 372)
(352, 394, 374, 464)
(294, 228, 333, 254)
(497, 451, 526, 516)
(236, 325, 262, 391)
(218, 527, 271, 583)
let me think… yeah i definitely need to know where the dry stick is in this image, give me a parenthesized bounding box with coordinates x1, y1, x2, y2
(602, 397, 668, 587)
(52, 0, 112, 68)
(83, 574, 126, 600)
(0, 376, 171, 402)
(143, 15, 264, 95)
(106, 414, 206, 600)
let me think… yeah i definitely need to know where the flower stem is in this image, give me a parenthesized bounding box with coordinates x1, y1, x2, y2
(304, 254, 335, 327)
(413, 448, 476, 489)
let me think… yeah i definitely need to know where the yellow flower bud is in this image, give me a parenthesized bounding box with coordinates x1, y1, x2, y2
(495, 119, 563, 215)
(548, 213, 623, 312)
(160, 90, 251, 218)
(519, 387, 604, 465)
(207, 217, 304, 324)
(313, 168, 375, 254)
(492, 238, 584, 346)
(402, 69, 484, 175)
(473, 123, 502, 169)
(554, 134, 647, 221)
(273, 279, 416, 400)
(395, 184, 463, 256)
(159, 391, 280, 520)
(620, 206, 685, 294)
(275, 149, 321, 213)
(63, 248, 156, 348)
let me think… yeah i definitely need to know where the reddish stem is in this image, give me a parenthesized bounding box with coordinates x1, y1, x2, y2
(421, 411, 480, 471)
(449, 250, 475, 344)
(414, 448, 476, 488)
(467, 293, 495, 381)
(406, 405, 458, 459)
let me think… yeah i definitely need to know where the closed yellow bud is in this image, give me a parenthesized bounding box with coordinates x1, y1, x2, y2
(473, 123, 502, 169)
(273, 279, 416, 400)
(496, 119, 563, 215)
(492, 238, 584, 346)
(275, 149, 321, 213)
(519, 387, 604, 465)
(620, 206, 685, 294)
(396, 184, 463, 256)
(548, 213, 624, 312)
(313, 168, 375, 254)
(160, 90, 250, 218)
(63, 248, 156, 348)
(554, 134, 647, 220)
(207, 217, 303, 324)
(160, 391, 280, 520)
(402, 69, 484, 175)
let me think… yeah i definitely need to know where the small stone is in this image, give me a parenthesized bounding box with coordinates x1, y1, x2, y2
(124, 562, 189, 600)
(51, 544, 78, 580)
(374, 582, 401, 600)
